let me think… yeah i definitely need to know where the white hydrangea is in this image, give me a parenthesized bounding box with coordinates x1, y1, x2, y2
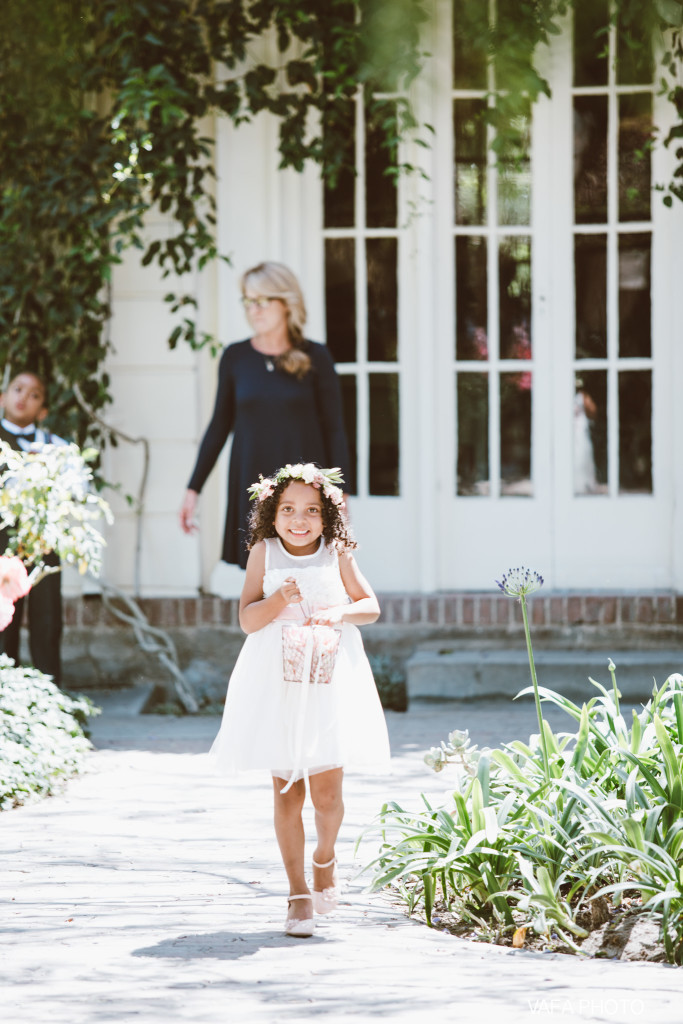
(0, 441, 113, 582)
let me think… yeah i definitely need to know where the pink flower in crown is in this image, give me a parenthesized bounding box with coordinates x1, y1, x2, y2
(0, 556, 31, 603)
(259, 480, 275, 501)
(325, 485, 344, 506)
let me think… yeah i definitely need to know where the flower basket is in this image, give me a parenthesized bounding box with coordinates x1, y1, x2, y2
(282, 623, 342, 685)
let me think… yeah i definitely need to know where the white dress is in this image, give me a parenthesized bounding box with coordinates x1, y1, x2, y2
(209, 537, 391, 787)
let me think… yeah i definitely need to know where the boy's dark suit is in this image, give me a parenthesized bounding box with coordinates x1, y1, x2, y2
(0, 424, 62, 685)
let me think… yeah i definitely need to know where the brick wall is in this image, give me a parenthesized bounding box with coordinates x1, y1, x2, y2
(63, 590, 683, 632)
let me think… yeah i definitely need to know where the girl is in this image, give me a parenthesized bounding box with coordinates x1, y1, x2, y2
(210, 463, 390, 937)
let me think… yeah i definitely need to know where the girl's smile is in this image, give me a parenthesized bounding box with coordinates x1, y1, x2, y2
(274, 481, 324, 556)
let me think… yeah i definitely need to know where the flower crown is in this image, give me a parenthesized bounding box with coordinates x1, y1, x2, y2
(248, 463, 345, 506)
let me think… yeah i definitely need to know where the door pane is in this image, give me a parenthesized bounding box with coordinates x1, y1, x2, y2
(499, 236, 531, 360)
(454, 99, 488, 226)
(574, 371, 607, 495)
(325, 238, 356, 362)
(619, 370, 652, 493)
(323, 102, 355, 228)
(619, 234, 651, 358)
(573, 0, 609, 87)
(366, 101, 398, 229)
(575, 234, 606, 359)
(366, 238, 398, 362)
(500, 372, 532, 496)
(339, 375, 357, 496)
(617, 7, 653, 85)
(619, 94, 652, 223)
(497, 101, 531, 227)
(457, 373, 489, 496)
(455, 236, 487, 360)
(369, 373, 399, 495)
(452, 0, 487, 89)
(574, 95, 608, 224)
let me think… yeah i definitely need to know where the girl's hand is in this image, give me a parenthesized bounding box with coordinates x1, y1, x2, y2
(309, 605, 345, 626)
(280, 576, 303, 606)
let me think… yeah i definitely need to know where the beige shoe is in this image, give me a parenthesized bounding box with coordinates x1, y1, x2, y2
(312, 857, 339, 915)
(285, 894, 314, 937)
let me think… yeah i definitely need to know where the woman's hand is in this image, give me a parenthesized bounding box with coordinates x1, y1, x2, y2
(179, 489, 199, 534)
(279, 576, 303, 606)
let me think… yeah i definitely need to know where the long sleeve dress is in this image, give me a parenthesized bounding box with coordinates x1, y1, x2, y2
(187, 340, 350, 568)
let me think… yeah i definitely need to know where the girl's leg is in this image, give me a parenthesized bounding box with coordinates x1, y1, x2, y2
(309, 767, 344, 893)
(272, 777, 310, 903)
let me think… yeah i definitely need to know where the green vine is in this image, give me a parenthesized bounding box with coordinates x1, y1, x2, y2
(0, 0, 428, 444)
(0, 0, 681, 446)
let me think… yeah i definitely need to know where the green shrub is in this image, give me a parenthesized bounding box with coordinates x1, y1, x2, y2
(0, 655, 99, 810)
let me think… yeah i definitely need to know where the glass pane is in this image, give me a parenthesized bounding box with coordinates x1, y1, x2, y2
(497, 100, 531, 227)
(495, 0, 534, 92)
(365, 101, 398, 229)
(574, 95, 608, 224)
(573, 0, 609, 87)
(500, 372, 532, 496)
(619, 94, 652, 222)
(619, 233, 651, 358)
(339, 375, 357, 496)
(619, 370, 652, 494)
(369, 373, 399, 496)
(453, 0, 487, 89)
(457, 372, 489, 496)
(325, 238, 356, 363)
(499, 236, 531, 361)
(575, 234, 606, 359)
(574, 371, 607, 495)
(454, 98, 488, 226)
(617, 7, 653, 85)
(323, 101, 355, 229)
(366, 237, 397, 362)
(455, 236, 488, 361)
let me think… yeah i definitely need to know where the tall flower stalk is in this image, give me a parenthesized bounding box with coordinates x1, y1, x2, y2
(496, 568, 550, 783)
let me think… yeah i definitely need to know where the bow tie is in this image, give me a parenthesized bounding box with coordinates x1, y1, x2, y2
(18, 431, 36, 443)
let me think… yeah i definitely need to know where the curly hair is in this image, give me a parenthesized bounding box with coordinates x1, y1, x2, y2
(247, 478, 357, 552)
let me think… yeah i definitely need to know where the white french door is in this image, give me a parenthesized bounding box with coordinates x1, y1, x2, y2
(432, 0, 673, 591)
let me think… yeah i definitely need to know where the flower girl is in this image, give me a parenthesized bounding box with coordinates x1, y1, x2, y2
(210, 463, 390, 936)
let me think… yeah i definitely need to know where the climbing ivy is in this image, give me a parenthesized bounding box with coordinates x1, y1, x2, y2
(0, 0, 681, 444)
(0, 0, 427, 443)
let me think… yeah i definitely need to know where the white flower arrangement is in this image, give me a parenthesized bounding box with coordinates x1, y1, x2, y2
(0, 441, 113, 585)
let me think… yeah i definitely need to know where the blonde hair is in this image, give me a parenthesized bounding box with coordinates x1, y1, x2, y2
(240, 261, 311, 378)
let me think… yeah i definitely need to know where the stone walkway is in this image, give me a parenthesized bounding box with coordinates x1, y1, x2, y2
(1, 697, 682, 1024)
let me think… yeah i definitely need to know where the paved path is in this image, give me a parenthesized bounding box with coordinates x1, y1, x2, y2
(1, 697, 682, 1024)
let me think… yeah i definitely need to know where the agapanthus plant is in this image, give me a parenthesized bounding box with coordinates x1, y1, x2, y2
(0, 441, 113, 585)
(496, 567, 549, 782)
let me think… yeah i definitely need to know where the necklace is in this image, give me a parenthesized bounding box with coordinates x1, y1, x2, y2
(264, 357, 275, 372)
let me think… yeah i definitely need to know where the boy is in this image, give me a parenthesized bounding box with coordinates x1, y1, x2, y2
(0, 370, 66, 685)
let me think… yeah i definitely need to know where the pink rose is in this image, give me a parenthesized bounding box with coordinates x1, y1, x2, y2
(0, 556, 31, 603)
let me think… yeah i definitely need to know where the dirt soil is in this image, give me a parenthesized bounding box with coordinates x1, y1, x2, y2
(423, 895, 669, 963)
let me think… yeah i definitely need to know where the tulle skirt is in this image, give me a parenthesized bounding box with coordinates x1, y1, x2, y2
(209, 620, 391, 782)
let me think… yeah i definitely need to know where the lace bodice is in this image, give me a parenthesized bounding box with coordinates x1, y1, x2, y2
(262, 537, 348, 620)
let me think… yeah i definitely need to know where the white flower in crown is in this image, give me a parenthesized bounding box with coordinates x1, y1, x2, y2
(301, 464, 317, 484)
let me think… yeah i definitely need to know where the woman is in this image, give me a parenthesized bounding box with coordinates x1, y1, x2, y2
(179, 261, 350, 569)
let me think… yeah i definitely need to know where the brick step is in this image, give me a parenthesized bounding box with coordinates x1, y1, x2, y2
(406, 648, 683, 702)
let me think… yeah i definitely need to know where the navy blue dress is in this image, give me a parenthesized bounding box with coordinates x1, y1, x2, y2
(187, 340, 350, 568)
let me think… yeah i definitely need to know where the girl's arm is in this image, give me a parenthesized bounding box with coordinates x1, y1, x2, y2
(309, 550, 380, 627)
(239, 542, 303, 634)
